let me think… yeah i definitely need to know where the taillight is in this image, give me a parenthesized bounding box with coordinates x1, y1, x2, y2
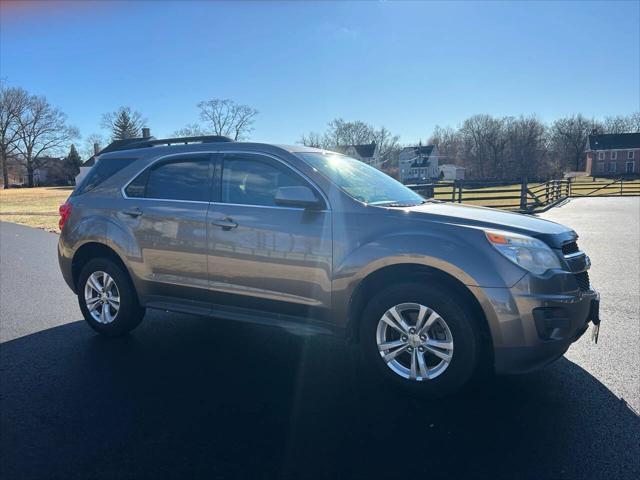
(59, 201, 72, 230)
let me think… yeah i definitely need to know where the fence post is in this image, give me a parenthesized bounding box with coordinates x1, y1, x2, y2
(567, 177, 572, 198)
(545, 182, 549, 204)
(520, 177, 528, 210)
(457, 180, 463, 203)
(620, 178, 623, 196)
(451, 180, 457, 203)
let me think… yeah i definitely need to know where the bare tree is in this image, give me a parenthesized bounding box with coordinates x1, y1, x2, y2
(299, 118, 400, 163)
(0, 83, 29, 188)
(197, 99, 258, 140)
(173, 123, 209, 138)
(370, 125, 400, 160)
(551, 114, 599, 172)
(14, 95, 79, 187)
(459, 115, 495, 178)
(603, 113, 640, 134)
(101, 106, 146, 140)
(299, 131, 325, 148)
(81, 133, 106, 160)
(429, 125, 463, 166)
(507, 116, 547, 178)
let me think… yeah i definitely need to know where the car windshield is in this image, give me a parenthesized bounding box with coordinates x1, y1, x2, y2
(298, 152, 425, 206)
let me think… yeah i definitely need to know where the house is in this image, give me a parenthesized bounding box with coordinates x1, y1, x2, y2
(439, 164, 465, 181)
(585, 133, 640, 176)
(399, 144, 439, 183)
(343, 143, 381, 168)
(76, 143, 101, 185)
(76, 129, 154, 184)
(0, 156, 65, 186)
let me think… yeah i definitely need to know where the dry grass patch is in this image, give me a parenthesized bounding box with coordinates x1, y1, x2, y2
(0, 186, 72, 232)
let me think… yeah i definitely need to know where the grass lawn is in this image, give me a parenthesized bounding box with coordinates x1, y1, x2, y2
(0, 186, 72, 232)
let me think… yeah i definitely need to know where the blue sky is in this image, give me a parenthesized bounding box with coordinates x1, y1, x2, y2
(1, 0, 638, 148)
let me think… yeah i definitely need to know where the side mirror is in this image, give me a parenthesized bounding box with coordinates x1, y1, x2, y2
(275, 186, 323, 209)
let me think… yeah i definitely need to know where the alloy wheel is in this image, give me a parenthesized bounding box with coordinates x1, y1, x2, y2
(84, 271, 120, 324)
(376, 302, 454, 381)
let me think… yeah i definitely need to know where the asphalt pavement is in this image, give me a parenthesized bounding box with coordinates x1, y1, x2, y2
(1, 197, 639, 479)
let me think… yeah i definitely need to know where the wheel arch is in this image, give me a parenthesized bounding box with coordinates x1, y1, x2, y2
(71, 242, 133, 293)
(346, 263, 493, 358)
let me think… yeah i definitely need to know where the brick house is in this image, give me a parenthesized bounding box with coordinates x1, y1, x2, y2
(585, 133, 640, 176)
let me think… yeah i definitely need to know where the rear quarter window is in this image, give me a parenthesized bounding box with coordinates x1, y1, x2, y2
(72, 158, 136, 196)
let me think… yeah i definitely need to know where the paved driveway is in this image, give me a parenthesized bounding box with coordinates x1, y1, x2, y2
(1, 197, 639, 479)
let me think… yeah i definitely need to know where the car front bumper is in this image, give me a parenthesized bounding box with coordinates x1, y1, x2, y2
(470, 275, 600, 375)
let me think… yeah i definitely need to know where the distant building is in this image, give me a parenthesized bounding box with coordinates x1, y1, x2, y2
(585, 133, 640, 176)
(76, 130, 153, 184)
(343, 143, 381, 168)
(439, 164, 465, 181)
(76, 156, 96, 185)
(399, 145, 439, 183)
(0, 156, 65, 186)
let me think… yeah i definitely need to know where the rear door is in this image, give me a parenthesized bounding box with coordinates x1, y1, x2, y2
(206, 152, 332, 318)
(121, 153, 213, 302)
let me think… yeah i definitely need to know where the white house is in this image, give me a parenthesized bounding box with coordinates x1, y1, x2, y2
(343, 143, 380, 168)
(399, 145, 439, 183)
(439, 164, 465, 181)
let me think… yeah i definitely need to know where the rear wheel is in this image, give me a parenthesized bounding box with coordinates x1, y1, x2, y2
(360, 282, 482, 398)
(78, 258, 145, 336)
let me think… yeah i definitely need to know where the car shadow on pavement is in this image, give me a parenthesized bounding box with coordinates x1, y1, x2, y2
(1, 311, 639, 480)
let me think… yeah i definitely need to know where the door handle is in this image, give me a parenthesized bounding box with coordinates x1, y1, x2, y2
(211, 217, 238, 230)
(121, 207, 143, 217)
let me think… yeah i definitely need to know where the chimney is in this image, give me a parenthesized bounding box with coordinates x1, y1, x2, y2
(93, 142, 100, 155)
(142, 127, 151, 139)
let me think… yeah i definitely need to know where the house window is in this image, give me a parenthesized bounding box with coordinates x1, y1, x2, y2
(598, 152, 605, 160)
(626, 161, 635, 174)
(597, 162, 605, 173)
(607, 162, 617, 173)
(611, 151, 617, 160)
(629, 151, 635, 160)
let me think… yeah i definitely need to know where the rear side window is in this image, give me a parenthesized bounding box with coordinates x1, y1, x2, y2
(125, 157, 210, 202)
(73, 158, 135, 196)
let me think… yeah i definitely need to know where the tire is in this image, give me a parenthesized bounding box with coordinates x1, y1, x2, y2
(77, 258, 145, 337)
(359, 282, 482, 398)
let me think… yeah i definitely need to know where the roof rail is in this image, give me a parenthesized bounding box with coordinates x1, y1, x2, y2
(98, 135, 235, 155)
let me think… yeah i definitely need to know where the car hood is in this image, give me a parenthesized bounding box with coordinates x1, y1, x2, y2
(401, 202, 576, 248)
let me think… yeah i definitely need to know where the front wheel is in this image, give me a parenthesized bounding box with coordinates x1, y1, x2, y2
(78, 258, 145, 337)
(360, 282, 482, 398)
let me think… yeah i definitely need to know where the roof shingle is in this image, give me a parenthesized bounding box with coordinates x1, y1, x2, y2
(588, 133, 640, 150)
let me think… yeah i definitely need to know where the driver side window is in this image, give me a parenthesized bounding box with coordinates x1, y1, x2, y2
(221, 157, 307, 207)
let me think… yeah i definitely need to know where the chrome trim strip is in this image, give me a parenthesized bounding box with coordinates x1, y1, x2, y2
(564, 251, 585, 259)
(209, 201, 329, 212)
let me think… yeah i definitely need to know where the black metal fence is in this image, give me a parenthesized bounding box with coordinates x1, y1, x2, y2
(408, 177, 640, 213)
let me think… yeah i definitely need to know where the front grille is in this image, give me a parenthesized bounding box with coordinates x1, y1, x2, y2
(562, 241, 579, 256)
(575, 271, 590, 291)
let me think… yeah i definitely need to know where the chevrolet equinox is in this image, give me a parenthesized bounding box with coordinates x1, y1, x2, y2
(58, 135, 600, 397)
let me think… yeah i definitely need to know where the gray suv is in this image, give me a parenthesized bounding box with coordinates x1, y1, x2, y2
(58, 135, 600, 397)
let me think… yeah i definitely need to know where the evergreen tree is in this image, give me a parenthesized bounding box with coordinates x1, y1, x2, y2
(101, 106, 145, 140)
(63, 144, 82, 183)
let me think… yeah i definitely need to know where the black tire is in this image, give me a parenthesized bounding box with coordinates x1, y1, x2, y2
(359, 282, 482, 398)
(77, 258, 145, 337)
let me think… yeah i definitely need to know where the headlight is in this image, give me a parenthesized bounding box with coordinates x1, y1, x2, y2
(485, 230, 562, 275)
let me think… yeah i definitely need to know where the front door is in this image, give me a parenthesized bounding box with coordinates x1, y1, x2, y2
(207, 153, 332, 319)
(121, 153, 212, 302)
(626, 161, 635, 174)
